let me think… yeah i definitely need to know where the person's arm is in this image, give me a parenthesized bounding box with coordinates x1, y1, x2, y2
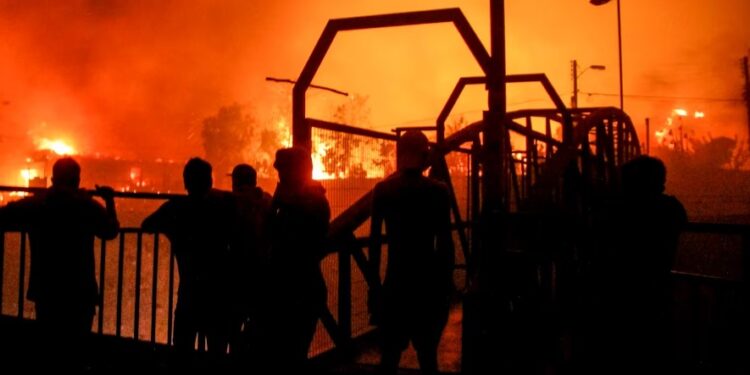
(94, 185, 119, 240)
(141, 201, 172, 234)
(0, 198, 34, 231)
(436, 186, 456, 295)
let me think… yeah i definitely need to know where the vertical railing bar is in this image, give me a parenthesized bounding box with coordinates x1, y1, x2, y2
(134, 232, 143, 340)
(0, 230, 5, 314)
(116, 232, 125, 337)
(98, 238, 107, 334)
(150, 233, 159, 344)
(338, 243, 352, 344)
(18, 232, 26, 319)
(167, 249, 175, 346)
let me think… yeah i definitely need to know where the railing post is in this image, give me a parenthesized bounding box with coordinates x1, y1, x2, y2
(116, 232, 125, 337)
(134, 232, 143, 339)
(338, 240, 352, 344)
(18, 232, 26, 319)
(167, 249, 175, 346)
(150, 233, 160, 344)
(0, 231, 5, 315)
(0, 230, 4, 314)
(98, 239, 107, 334)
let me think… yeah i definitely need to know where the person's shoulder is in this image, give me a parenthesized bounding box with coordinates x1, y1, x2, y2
(660, 194, 687, 216)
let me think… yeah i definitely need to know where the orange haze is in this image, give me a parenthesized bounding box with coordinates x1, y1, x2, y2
(0, 1, 748, 170)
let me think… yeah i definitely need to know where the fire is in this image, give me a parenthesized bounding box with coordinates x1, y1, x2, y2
(673, 108, 688, 117)
(20, 168, 39, 181)
(37, 138, 76, 155)
(312, 139, 335, 180)
(276, 118, 292, 148)
(655, 128, 674, 149)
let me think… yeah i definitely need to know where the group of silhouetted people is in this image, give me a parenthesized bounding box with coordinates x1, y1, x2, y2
(140, 148, 331, 373)
(0, 129, 688, 374)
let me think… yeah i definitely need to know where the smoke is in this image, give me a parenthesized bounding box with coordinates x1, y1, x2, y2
(0, 0, 747, 166)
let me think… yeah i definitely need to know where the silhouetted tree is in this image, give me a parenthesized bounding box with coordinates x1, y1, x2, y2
(321, 95, 372, 178)
(201, 104, 255, 177)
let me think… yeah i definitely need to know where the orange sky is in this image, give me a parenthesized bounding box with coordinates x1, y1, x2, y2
(0, 0, 748, 162)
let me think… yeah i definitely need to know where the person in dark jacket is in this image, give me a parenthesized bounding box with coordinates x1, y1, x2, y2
(0, 157, 119, 371)
(593, 155, 687, 373)
(369, 130, 455, 375)
(142, 158, 236, 361)
(258, 146, 330, 373)
(227, 163, 272, 359)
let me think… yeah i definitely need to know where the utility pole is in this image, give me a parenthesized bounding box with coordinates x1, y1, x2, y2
(743, 56, 750, 140)
(571, 60, 578, 108)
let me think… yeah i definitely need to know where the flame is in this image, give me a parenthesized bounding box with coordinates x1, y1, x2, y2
(20, 168, 39, 181)
(37, 138, 76, 155)
(312, 139, 335, 180)
(277, 118, 292, 148)
(673, 108, 688, 117)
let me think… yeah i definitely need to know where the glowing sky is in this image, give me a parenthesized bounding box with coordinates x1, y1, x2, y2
(0, 0, 747, 160)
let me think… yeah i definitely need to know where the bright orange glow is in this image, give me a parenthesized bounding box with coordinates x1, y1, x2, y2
(20, 168, 39, 181)
(674, 109, 688, 117)
(37, 138, 76, 156)
(312, 139, 335, 180)
(694, 111, 705, 119)
(277, 118, 292, 148)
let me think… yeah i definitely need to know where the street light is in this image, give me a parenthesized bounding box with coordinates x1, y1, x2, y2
(590, 0, 624, 111)
(571, 60, 606, 108)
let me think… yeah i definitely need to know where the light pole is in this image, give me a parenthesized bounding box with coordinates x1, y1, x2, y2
(590, 0, 624, 111)
(571, 60, 606, 108)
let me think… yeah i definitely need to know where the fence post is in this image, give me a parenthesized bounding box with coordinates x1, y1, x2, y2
(18, 232, 26, 319)
(0, 231, 4, 314)
(338, 238, 352, 344)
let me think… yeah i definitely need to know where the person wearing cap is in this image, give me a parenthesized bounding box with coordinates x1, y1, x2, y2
(225, 163, 272, 360)
(256, 147, 330, 373)
(0, 157, 119, 371)
(368, 130, 455, 375)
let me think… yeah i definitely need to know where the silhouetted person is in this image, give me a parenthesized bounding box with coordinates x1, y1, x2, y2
(258, 147, 330, 373)
(226, 164, 272, 359)
(0, 157, 119, 371)
(369, 130, 455, 375)
(593, 155, 686, 373)
(141, 157, 235, 364)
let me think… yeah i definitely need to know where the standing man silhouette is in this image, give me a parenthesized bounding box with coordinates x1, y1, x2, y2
(0, 157, 119, 371)
(369, 130, 455, 375)
(142, 157, 235, 363)
(227, 163, 272, 359)
(260, 147, 330, 373)
(595, 155, 687, 373)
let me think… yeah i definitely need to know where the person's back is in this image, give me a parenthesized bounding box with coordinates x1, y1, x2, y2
(374, 171, 453, 298)
(227, 164, 272, 359)
(594, 155, 686, 373)
(257, 147, 330, 373)
(0, 157, 118, 371)
(142, 158, 236, 357)
(369, 130, 454, 375)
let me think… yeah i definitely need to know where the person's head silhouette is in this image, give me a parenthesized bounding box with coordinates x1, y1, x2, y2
(230, 163, 257, 193)
(51, 157, 81, 189)
(274, 147, 312, 186)
(621, 155, 667, 196)
(183, 157, 213, 196)
(397, 130, 429, 172)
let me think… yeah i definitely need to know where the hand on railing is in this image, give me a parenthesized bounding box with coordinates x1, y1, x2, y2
(94, 185, 116, 204)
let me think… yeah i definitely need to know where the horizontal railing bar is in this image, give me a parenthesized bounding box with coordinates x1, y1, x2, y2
(0, 186, 182, 200)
